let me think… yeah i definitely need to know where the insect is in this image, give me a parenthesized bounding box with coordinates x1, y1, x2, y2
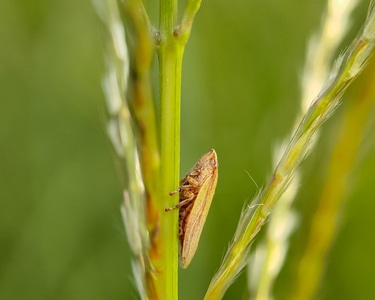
(165, 149, 218, 268)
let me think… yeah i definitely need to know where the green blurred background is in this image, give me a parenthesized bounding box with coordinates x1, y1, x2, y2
(1, 0, 375, 299)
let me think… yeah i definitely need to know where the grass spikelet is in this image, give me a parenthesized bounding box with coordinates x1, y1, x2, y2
(94, 0, 150, 298)
(247, 1, 359, 298)
(205, 2, 375, 298)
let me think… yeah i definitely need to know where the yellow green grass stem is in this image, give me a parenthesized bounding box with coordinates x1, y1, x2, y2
(158, 0, 204, 297)
(301, 0, 359, 111)
(121, 0, 164, 297)
(248, 2, 358, 298)
(94, 0, 151, 298)
(249, 176, 299, 300)
(293, 58, 375, 300)
(205, 4, 375, 299)
(123, 0, 159, 208)
(179, 0, 204, 42)
(99, 0, 207, 297)
(158, 48, 181, 299)
(158, 0, 181, 299)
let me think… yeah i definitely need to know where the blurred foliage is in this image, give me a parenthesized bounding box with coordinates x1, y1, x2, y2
(1, 0, 375, 299)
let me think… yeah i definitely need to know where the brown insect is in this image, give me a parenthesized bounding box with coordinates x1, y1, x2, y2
(165, 149, 218, 268)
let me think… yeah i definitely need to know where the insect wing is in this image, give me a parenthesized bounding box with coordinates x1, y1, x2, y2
(180, 167, 218, 268)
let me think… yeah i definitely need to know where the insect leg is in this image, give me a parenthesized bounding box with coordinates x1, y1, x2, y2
(165, 193, 195, 212)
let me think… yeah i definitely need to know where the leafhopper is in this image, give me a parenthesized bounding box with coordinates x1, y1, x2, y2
(165, 149, 218, 268)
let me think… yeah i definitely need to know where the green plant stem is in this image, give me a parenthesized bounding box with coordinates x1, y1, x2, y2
(105, 0, 204, 296)
(158, 0, 204, 296)
(205, 5, 375, 298)
(159, 0, 181, 298)
(160, 0, 177, 34)
(159, 46, 183, 299)
(180, 0, 204, 42)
